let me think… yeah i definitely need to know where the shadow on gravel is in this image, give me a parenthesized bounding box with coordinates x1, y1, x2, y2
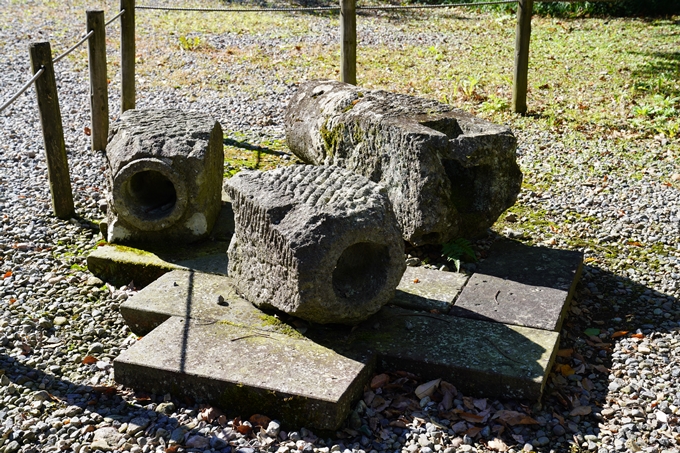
(541, 261, 679, 447)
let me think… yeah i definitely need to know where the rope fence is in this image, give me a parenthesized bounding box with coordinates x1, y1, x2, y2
(136, 0, 517, 13)
(0, 7, 126, 220)
(0, 0, 546, 222)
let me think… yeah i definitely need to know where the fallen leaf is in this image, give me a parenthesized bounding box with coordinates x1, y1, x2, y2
(92, 386, 117, 395)
(557, 364, 575, 376)
(631, 333, 645, 339)
(2, 271, 11, 279)
(166, 446, 180, 453)
(440, 381, 457, 396)
(582, 377, 594, 391)
(413, 279, 420, 283)
(592, 364, 609, 373)
(569, 405, 592, 416)
(370, 373, 389, 389)
(487, 438, 509, 452)
(492, 410, 539, 426)
(84, 126, 91, 136)
(465, 426, 482, 437)
(458, 411, 485, 424)
(236, 423, 252, 435)
(440, 390, 453, 411)
(249, 414, 271, 427)
(415, 378, 441, 399)
(82, 355, 98, 365)
(199, 406, 225, 423)
(611, 331, 629, 338)
(556, 348, 573, 357)
(584, 328, 600, 337)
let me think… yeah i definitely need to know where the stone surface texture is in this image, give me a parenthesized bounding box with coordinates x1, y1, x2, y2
(285, 80, 522, 244)
(451, 239, 583, 331)
(105, 109, 224, 244)
(224, 165, 406, 325)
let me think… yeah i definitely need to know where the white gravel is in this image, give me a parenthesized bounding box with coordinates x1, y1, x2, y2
(1, 2, 679, 453)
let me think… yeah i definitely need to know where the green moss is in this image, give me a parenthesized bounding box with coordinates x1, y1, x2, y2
(258, 314, 304, 339)
(320, 119, 344, 158)
(109, 244, 156, 257)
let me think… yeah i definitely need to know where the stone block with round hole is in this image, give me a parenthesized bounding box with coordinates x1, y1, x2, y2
(224, 165, 406, 325)
(104, 109, 223, 244)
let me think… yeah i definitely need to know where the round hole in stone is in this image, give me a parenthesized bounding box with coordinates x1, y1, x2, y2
(125, 170, 177, 221)
(333, 242, 389, 303)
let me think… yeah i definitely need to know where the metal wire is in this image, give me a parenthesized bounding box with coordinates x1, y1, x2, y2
(358, 0, 517, 9)
(137, 5, 339, 12)
(54, 30, 94, 64)
(0, 68, 45, 114)
(136, 0, 517, 13)
(105, 9, 126, 27)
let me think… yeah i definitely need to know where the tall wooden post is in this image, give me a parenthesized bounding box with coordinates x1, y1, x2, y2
(340, 0, 356, 85)
(512, 0, 533, 114)
(87, 10, 109, 152)
(120, 0, 135, 113)
(29, 42, 75, 220)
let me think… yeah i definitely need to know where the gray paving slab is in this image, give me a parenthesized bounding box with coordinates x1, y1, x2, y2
(392, 266, 469, 312)
(116, 269, 559, 427)
(114, 316, 374, 431)
(450, 239, 582, 331)
(347, 306, 559, 401)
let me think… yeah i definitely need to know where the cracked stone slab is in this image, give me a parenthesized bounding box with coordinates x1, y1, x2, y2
(392, 266, 469, 313)
(450, 239, 583, 331)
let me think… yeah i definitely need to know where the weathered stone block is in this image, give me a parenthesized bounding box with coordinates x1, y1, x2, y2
(224, 165, 405, 325)
(285, 80, 522, 244)
(105, 109, 223, 244)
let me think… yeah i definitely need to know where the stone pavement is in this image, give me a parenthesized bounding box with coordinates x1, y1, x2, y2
(88, 235, 582, 431)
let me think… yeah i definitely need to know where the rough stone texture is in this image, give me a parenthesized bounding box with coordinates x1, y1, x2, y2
(224, 165, 406, 325)
(393, 266, 469, 313)
(105, 109, 224, 244)
(285, 80, 522, 244)
(451, 239, 583, 331)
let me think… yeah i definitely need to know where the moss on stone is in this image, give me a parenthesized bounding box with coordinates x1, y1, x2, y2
(258, 314, 304, 339)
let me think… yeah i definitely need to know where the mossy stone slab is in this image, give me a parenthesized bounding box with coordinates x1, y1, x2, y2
(87, 241, 229, 288)
(345, 306, 559, 400)
(114, 316, 374, 431)
(392, 266, 469, 312)
(450, 239, 582, 331)
(120, 270, 275, 336)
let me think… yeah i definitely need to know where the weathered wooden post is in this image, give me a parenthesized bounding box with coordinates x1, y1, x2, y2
(512, 0, 533, 114)
(87, 9, 109, 152)
(340, 0, 356, 85)
(120, 0, 135, 113)
(29, 42, 75, 220)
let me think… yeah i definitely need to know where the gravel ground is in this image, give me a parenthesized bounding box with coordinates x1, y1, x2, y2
(1, 2, 679, 453)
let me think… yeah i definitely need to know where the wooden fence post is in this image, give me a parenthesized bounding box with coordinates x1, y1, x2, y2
(29, 42, 75, 220)
(87, 10, 109, 152)
(512, 0, 533, 114)
(340, 0, 356, 85)
(120, 0, 135, 113)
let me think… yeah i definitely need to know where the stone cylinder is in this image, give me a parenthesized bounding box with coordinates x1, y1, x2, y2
(105, 109, 223, 244)
(224, 165, 406, 325)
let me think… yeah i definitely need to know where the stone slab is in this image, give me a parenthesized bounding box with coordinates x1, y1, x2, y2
(116, 270, 559, 425)
(114, 316, 374, 431)
(120, 270, 266, 336)
(392, 266, 469, 313)
(450, 239, 583, 331)
(346, 306, 559, 401)
(87, 241, 229, 288)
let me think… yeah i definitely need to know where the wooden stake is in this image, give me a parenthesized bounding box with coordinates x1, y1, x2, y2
(120, 0, 135, 113)
(512, 0, 533, 114)
(29, 42, 75, 220)
(87, 9, 109, 152)
(340, 0, 356, 85)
